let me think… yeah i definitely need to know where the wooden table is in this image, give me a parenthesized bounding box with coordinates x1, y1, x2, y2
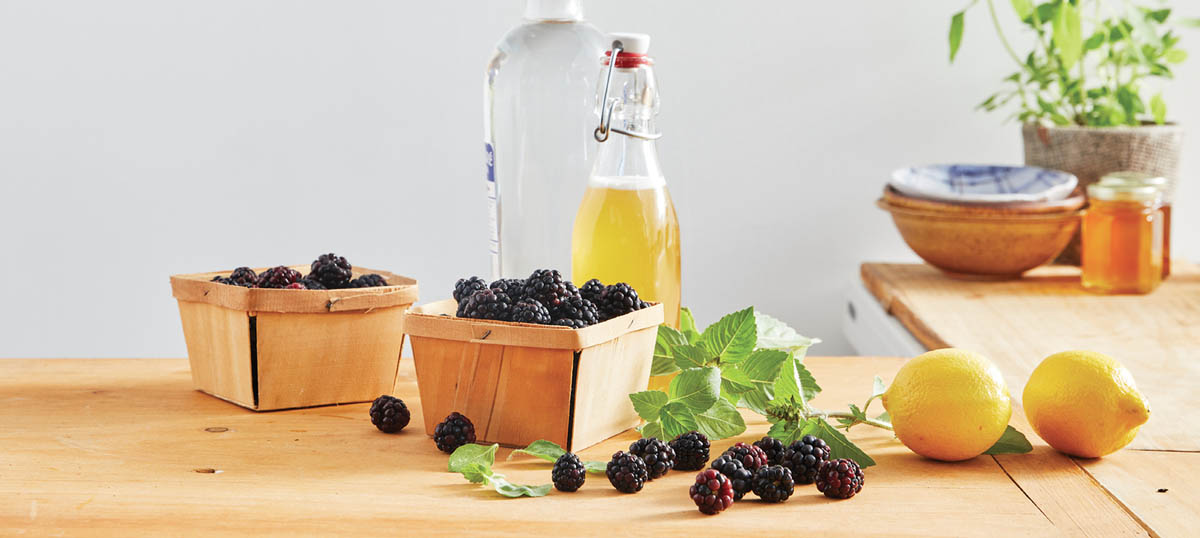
(861, 262, 1200, 537)
(1, 357, 1180, 536)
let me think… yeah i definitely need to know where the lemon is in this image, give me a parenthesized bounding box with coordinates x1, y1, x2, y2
(1023, 351, 1150, 458)
(882, 348, 1012, 461)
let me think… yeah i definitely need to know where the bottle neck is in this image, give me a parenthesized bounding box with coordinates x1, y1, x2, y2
(592, 63, 662, 180)
(592, 134, 662, 180)
(524, 0, 584, 21)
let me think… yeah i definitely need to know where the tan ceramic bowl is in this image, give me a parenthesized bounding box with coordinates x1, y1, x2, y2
(877, 199, 1082, 279)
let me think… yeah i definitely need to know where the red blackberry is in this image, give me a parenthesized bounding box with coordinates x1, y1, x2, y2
(489, 278, 526, 301)
(458, 288, 513, 321)
(433, 412, 476, 453)
(690, 469, 734, 515)
(524, 269, 572, 309)
(597, 283, 644, 320)
(550, 296, 600, 328)
(284, 282, 306, 289)
(754, 436, 788, 466)
(369, 395, 410, 433)
(709, 454, 753, 501)
(628, 437, 675, 480)
(256, 266, 303, 288)
(751, 465, 795, 503)
(669, 431, 711, 471)
(229, 267, 258, 287)
(453, 276, 488, 303)
(309, 253, 353, 289)
(722, 442, 768, 473)
(783, 434, 831, 485)
(579, 278, 605, 304)
(350, 274, 388, 288)
(510, 298, 551, 325)
(605, 451, 648, 493)
(297, 277, 327, 290)
(815, 458, 865, 499)
(551, 452, 586, 492)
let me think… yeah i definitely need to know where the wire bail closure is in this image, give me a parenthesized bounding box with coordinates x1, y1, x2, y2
(594, 40, 663, 143)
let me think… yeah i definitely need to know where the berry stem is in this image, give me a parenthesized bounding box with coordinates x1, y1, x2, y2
(820, 410, 894, 431)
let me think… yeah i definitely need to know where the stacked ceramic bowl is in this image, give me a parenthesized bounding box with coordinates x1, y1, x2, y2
(878, 165, 1084, 279)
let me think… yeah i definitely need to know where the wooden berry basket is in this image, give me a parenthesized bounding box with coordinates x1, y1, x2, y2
(170, 266, 419, 411)
(404, 299, 663, 451)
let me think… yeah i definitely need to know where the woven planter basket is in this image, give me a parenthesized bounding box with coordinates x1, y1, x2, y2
(1022, 123, 1183, 264)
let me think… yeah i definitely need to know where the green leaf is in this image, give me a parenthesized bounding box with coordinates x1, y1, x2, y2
(984, 426, 1034, 455)
(651, 326, 687, 376)
(1150, 93, 1167, 125)
(1083, 31, 1106, 51)
(875, 411, 891, 424)
(629, 390, 669, 422)
(1033, 2, 1056, 27)
(1165, 49, 1187, 64)
(1180, 17, 1200, 29)
(767, 417, 819, 445)
(695, 398, 746, 440)
(668, 367, 721, 413)
(508, 439, 565, 463)
(659, 401, 700, 439)
(456, 462, 492, 484)
(1010, 0, 1033, 21)
(737, 349, 789, 414)
(672, 344, 711, 370)
(949, 11, 965, 62)
(720, 364, 753, 388)
(774, 354, 805, 406)
(754, 311, 821, 351)
(583, 460, 607, 473)
(1053, 1, 1083, 69)
(699, 307, 756, 364)
(449, 443, 497, 477)
(1146, 8, 1171, 24)
(640, 420, 664, 440)
(488, 475, 551, 498)
(679, 307, 701, 344)
(814, 419, 876, 468)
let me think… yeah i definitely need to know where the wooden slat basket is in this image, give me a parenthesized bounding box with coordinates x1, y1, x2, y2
(404, 299, 663, 451)
(170, 266, 419, 411)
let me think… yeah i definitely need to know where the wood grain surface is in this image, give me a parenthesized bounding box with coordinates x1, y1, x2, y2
(0, 357, 1146, 537)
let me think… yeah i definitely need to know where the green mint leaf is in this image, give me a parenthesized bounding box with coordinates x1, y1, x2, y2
(458, 462, 492, 484)
(672, 344, 711, 370)
(1180, 17, 1200, 28)
(1165, 49, 1187, 64)
(507, 439, 566, 464)
(768, 417, 818, 445)
(667, 366, 721, 413)
(754, 311, 821, 351)
(699, 307, 756, 364)
(774, 354, 805, 406)
(1010, 0, 1033, 20)
(1150, 93, 1167, 124)
(629, 390, 669, 422)
(679, 307, 701, 344)
(872, 376, 887, 399)
(720, 364, 753, 389)
(949, 10, 965, 62)
(449, 443, 497, 475)
(659, 401, 700, 439)
(695, 398, 746, 440)
(640, 420, 664, 440)
(814, 419, 876, 468)
(488, 474, 552, 498)
(1052, 1, 1082, 69)
(876, 411, 890, 423)
(583, 460, 607, 474)
(737, 348, 789, 414)
(984, 426, 1034, 455)
(652, 326, 687, 376)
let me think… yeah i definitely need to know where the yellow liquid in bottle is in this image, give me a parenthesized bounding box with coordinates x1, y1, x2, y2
(572, 175, 681, 328)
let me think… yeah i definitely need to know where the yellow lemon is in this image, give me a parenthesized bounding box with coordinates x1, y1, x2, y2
(1023, 351, 1150, 458)
(882, 348, 1012, 461)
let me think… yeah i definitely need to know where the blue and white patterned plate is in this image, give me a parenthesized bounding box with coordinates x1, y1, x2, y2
(890, 165, 1078, 204)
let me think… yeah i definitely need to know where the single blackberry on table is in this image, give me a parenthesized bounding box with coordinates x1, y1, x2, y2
(754, 436, 788, 466)
(256, 266, 303, 289)
(458, 288, 513, 321)
(453, 276, 488, 303)
(524, 269, 572, 309)
(597, 282, 644, 320)
(368, 395, 410, 433)
(297, 277, 327, 290)
(229, 267, 258, 287)
(550, 296, 600, 328)
(751, 465, 795, 503)
(284, 282, 306, 289)
(350, 274, 389, 288)
(551, 452, 587, 492)
(309, 253, 353, 289)
(709, 454, 753, 501)
(433, 412, 476, 454)
(722, 442, 768, 473)
(690, 469, 734, 515)
(510, 298, 551, 325)
(628, 437, 676, 480)
(670, 431, 711, 471)
(815, 458, 865, 500)
(489, 278, 526, 301)
(579, 278, 605, 304)
(782, 434, 831, 485)
(605, 451, 648, 493)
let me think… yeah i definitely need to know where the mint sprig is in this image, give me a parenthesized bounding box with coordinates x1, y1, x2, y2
(448, 443, 551, 498)
(507, 439, 606, 473)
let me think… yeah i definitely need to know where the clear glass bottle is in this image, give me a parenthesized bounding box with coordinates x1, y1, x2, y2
(571, 33, 681, 328)
(484, 0, 606, 279)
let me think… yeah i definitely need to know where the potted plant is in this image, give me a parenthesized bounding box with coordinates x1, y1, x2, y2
(948, 0, 1195, 263)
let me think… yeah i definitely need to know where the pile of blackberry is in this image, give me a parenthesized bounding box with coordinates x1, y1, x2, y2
(207, 252, 390, 290)
(452, 270, 648, 327)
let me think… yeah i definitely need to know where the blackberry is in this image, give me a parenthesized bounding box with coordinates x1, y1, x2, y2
(782, 434, 831, 485)
(628, 437, 675, 480)
(524, 269, 572, 310)
(229, 267, 258, 287)
(709, 454, 753, 501)
(550, 296, 600, 328)
(605, 451, 648, 493)
(510, 299, 551, 325)
(211, 276, 237, 286)
(751, 465, 795, 503)
(350, 274, 388, 288)
(368, 395, 410, 433)
(433, 412, 476, 454)
(284, 282, 306, 289)
(458, 288, 513, 321)
(579, 278, 606, 304)
(597, 283, 644, 320)
(489, 278, 526, 301)
(256, 266, 303, 289)
(309, 253, 353, 289)
(669, 431, 711, 471)
(297, 277, 327, 290)
(722, 442, 768, 473)
(815, 458, 865, 500)
(552, 318, 587, 329)
(551, 452, 586, 492)
(690, 469, 734, 515)
(453, 276, 488, 303)
(754, 436, 788, 466)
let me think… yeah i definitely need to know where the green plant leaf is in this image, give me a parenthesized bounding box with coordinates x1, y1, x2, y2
(660, 401, 700, 439)
(695, 398, 747, 440)
(1053, 1, 1083, 69)
(629, 390, 669, 422)
(814, 419, 876, 468)
(774, 354, 805, 406)
(508, 439, 565, 463)
(1010, 0, 1033, 20)
(984, 426, 1034, 455)
(449, 443, 497, 479)
(583, 460, 607, 473)
(1180, 17, 1200, 29)
(679, 307, 701, 344)
(640, 420, 664, 440)
(720, 364, 753, 388)
(1165, 49, 1187, 64)
(754, 311, 821, 351)
(652, 326, 687, 376)
(1033, 2, 1056, 26)
(737, 348, 789, 414)
(668, 366, 721, 412)
(950, 11, 966, 62)
(489, 475, 552, 498)
(767, 416, 819, 445)
(1150, 93, 1167, 124)
(1083, 31, 1106, 51)
(673, 344, 711, 370)
(699, 307, 756, 363)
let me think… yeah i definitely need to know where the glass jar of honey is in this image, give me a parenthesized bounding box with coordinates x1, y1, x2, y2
(1081, 183, 1164, 294)
(1099, 172, 1172, 278)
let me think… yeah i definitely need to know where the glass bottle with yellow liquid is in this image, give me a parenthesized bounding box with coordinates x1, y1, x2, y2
(572, 33, 681, 328)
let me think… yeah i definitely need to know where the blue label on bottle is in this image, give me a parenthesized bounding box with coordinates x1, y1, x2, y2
(485, 143, 495, 184)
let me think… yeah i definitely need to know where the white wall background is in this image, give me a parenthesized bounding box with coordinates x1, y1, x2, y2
(1, 1, 1197, 358)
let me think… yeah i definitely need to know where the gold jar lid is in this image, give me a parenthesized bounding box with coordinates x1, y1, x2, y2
(1087, 182, 1161, 202)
